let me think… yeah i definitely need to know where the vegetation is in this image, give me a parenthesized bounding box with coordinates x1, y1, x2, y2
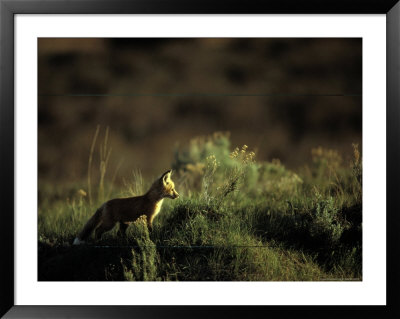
(38, 131, 362, 281)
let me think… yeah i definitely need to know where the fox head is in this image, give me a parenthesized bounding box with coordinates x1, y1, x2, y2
(160, 170, 179, 199)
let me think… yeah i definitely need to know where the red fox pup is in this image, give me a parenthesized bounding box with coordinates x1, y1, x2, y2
(73, 170, 179, 245)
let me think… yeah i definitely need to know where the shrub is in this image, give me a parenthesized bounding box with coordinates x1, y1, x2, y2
(309, 191, 350, 245)
(257, 159, 303, 196)
(311, 147, 342, 175)
(122, 216, 160, 281)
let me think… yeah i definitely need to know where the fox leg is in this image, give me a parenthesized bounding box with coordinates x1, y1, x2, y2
(117, 222, 129, 237)
(147, 218, 153, 232)
(95, 220, 115, 240)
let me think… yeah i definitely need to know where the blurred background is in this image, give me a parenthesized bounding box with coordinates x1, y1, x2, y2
(38, 38, 362, 184)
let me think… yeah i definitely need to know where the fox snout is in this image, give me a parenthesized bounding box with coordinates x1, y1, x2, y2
(172, 191, 179, 199)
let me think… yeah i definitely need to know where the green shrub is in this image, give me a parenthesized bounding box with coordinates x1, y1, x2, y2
(309, 191, 349, 245)
(122, 216, 160, 281)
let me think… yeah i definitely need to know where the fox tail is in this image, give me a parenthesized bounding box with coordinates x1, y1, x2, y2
(73, 207, 103, 245)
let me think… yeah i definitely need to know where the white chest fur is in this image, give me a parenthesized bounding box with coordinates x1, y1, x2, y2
(153, 199, 164, 217)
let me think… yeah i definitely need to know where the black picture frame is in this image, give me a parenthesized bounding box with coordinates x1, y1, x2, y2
(1, 0, 399, 318)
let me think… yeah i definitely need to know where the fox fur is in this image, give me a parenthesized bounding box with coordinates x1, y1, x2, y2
(73, 170, 179, 245)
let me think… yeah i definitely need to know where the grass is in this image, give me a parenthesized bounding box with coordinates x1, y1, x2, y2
(38, 131, 362, 281)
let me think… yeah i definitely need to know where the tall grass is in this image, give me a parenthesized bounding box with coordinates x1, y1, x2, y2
(87, 125, 100, 207)
(87, 126, 124, 205)
(38, 131, 362, 281)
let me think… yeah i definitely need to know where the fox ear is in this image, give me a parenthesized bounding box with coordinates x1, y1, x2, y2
(161, 170, 172, 183)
